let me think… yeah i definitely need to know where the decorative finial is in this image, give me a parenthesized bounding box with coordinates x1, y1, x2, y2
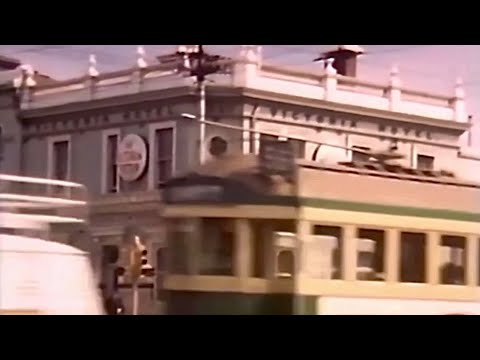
(325, 58, 336, 75)
(88, 54, 99, 78)
(137, 46, 147, 69)
(389, 64, 400, 87)
(455, 76, 465, 99)
(13, 64, 28, 88)
(24, 65, 36, 87)
(240, 45, 260, 63)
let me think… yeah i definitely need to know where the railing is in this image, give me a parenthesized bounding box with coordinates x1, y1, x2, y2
(0, 174, 88, 231)
(17, 49, 466, 123)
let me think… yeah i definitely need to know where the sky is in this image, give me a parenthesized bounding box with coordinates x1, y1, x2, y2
(1, 45, 478, 148)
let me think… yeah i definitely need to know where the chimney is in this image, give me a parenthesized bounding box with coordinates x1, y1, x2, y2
(321, 45, 364, 77)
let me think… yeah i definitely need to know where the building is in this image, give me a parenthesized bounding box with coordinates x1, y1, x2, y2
(8, 45, 480, 314)
(0, 58, 22, 175)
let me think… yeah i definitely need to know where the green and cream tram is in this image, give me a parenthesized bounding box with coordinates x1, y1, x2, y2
(160, 152, 480, 315)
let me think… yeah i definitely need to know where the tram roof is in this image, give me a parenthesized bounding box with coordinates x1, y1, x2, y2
(186, 153, 480, 190)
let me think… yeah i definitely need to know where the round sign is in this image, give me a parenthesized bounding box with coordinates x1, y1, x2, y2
(117, 134, 148, 182)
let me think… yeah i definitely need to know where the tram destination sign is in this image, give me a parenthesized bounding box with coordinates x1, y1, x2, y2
(259, 140, 296, 181)
(163, 184, 224, 204)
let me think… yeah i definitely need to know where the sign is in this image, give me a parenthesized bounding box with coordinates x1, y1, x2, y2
(259, 140, 296, 181)
(164, 185, 223, 204)
(117, 134, 148, 182)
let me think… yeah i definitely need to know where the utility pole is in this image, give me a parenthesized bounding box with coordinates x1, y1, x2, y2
(176, 45, 230, 164)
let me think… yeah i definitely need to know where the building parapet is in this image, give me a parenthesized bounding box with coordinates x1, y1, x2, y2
(16, 45, 467, 123)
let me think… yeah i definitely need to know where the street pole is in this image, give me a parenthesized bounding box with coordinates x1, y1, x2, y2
(199, 79, 207, 164)
(132, 281, 139, 315)
(176, 45, 230, 164)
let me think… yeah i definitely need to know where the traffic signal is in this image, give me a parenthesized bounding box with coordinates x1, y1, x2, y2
(140, 248, 155, 277)
(115, 266, 126, 278)
(129, 236, 155, 281)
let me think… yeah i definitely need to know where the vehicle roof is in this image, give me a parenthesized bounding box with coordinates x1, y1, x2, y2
(0, 234, 86, 255)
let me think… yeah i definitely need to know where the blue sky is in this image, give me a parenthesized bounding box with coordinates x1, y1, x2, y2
(1, 45, 478, 148)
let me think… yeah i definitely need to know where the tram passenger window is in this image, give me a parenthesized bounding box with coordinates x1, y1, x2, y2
(277, 250, 294, 278)
(251, 219, 296, 278)
(313, 225, 343, 279)
(156, 248, 166, 300)
(169, 236, 189, 275)
(357, 229, 385, 281)
(440, 235, 466, 285)
(400, 232, 426, 283)
(477, 238, 480, 286)
(252, 220, 266, 278)
(167, 219, 192, 275)
(199, 218, 234, 276)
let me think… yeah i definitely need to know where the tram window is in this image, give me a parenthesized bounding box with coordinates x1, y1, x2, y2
(199, 218, 234, 276)
(440, 235, 466, 286)
(250, 220, 296, 278)
(156, 248, 166, 300)
(313, 225, 343, 279)
(478, 238, 480, 286)
(277, 250, 294, 278)
(252, 221, 265, 278)
(169, 236, 189, 275)
(400, 232, 426, 283)
(167, 219, 197, 275)
(357, 229, 385, 281)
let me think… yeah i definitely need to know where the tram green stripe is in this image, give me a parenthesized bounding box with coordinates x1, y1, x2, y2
(165, 291, 317, 315)
(176, 194, 480, 222)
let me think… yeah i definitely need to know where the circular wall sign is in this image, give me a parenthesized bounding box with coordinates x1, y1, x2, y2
(117, 134, 148, 182)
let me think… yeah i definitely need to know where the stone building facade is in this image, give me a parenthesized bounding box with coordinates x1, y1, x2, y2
(5, 45, 480, 314)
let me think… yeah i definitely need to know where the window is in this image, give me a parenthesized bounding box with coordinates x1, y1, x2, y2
(100, 245, 120, 294)
(357, 229, 385, 281)
(251, 219, 296, 278)
(101, 245, 119, 265)
(106, 134, 119, 192)
(400, 232, 426, 283)
(313, 225, 343, 279)
(352, 146, 371, 163)
(440, 235, 466, 285)
(260, 134, 305, 159)
(199, 218, 234, 276)
(155, 127, 174, 185)
(156, 248, 166, 300)
(277, 250, 294, 278)
(417, 154, 434, 170)
(260, 134, 277, 148)
(52, 140, 69, 180)
(167, 219, 193, 275)
(288, 139, 306, 159)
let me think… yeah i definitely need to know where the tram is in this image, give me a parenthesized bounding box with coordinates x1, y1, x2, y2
(0, 174, 104, 315)
(160, 146, 480, 315)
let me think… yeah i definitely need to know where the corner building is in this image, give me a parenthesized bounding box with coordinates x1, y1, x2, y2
(10, 45, 480, 314)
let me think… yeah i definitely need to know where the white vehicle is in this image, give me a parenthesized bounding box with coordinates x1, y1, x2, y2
(0, 174, 104, 315)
